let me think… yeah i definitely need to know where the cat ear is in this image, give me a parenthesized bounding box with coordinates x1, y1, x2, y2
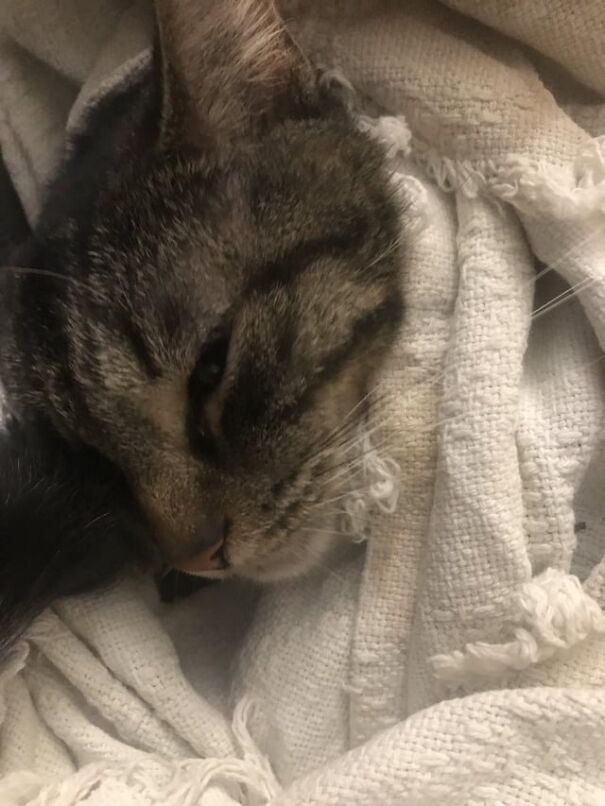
(154, 0, 317, 157)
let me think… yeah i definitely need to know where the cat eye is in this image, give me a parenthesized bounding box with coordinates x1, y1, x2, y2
(187, 331, 230, 462)
(189, 331, 230, 401)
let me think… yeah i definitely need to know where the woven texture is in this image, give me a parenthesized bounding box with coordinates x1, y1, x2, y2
(1, 0, 605, 803)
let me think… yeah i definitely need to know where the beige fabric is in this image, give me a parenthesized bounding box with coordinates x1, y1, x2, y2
(442, 0, 605, 97)
(1, 0, 605, 803)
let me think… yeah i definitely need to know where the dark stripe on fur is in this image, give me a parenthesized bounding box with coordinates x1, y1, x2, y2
(280, 292, 403, 423)
(222, 292, 402, 438)
(248, 227, 366, 293)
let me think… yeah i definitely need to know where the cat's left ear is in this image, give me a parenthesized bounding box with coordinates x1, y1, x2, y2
(154, 0, 319, 159)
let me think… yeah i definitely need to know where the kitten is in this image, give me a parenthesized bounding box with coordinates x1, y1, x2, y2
(0, 0, 403, 641)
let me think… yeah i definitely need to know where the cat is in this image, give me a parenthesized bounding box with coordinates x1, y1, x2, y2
(0, 420, 152, 652)
(0, 0, 404, 647)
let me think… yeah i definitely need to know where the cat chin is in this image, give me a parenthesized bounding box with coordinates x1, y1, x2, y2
(180, 526, 342, 584)
(181, 528, 339, 584)
(234, 529, 339, 583)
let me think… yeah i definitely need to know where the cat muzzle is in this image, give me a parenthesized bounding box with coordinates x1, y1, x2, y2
(174, 515, 229, 574)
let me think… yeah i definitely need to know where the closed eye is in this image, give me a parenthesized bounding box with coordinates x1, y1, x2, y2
(188, 330, 230, 401)
(187, 329, 230, 461)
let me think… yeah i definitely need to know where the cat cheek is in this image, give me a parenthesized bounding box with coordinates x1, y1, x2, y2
(228, 528, 337, 583)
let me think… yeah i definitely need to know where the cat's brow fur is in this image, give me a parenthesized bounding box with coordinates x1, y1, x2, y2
(0, 0, 404, 584)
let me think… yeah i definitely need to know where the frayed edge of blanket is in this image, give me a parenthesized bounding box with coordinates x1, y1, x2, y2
(0, 699, 279, 806)
(320, 68, 412, 161)
(341, 433, 400, 542)
(431, 569, 605, 688)
(415, 137, 605, 220)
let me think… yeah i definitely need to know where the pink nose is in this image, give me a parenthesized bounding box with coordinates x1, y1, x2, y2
(175, 517, 228, 574)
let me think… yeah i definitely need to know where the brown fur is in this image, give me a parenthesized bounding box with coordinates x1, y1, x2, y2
(0, 0, 404, 582)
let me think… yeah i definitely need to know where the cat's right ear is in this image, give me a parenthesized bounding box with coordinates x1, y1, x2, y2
(154, 0, 318, 161)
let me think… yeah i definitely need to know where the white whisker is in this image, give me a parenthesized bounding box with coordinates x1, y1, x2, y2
(531, 275, 599, 321)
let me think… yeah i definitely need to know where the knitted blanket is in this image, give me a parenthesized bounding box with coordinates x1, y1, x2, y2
(2, 1, 605, 803)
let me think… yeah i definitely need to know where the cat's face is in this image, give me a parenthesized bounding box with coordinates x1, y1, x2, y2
(4, 0, 403, 582)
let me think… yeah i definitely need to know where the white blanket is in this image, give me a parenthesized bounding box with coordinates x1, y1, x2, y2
(1, 1, 605, 803)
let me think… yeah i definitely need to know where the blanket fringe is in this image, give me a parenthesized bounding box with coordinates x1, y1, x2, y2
(343, 434, 400, 542)
(357, 114, 412, 161)
(320, 68, 412, 161)
(0, 699, 279, 806)
(432, 569, 605, 687)
(415, 137, 605, 220)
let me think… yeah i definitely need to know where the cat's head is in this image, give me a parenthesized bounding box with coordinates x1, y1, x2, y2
(3, 0, 403, 582)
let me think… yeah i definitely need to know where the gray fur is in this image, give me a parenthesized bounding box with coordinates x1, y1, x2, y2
(0, 0, 403, 581)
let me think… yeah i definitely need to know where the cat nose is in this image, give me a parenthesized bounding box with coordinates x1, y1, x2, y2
(175, 516, 229, 574)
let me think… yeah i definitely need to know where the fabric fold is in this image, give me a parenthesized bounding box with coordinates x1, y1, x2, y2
(2, 0, 605, 802)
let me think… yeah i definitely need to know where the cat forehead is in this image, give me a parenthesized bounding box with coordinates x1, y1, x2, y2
(144, 120, 386, 230)
(93, 139, 393, 301)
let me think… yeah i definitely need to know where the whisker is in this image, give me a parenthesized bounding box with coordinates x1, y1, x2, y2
(336, 419, 391, 456)
(2, 265, 96, 295)
(318, 486, 382, 507)
(289, 225, 605, 590)
(297, 526, 345, 536)
(362, 233, 405, 273)
(531, 275, 600, 321)
(301, 388, 383, 465)
(537, 222, 605, 275)
(303, 505, 351, 519)
(358, 271, 603, 423)
(313, 452, 380, 490)
(317, 409, 467, 482)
